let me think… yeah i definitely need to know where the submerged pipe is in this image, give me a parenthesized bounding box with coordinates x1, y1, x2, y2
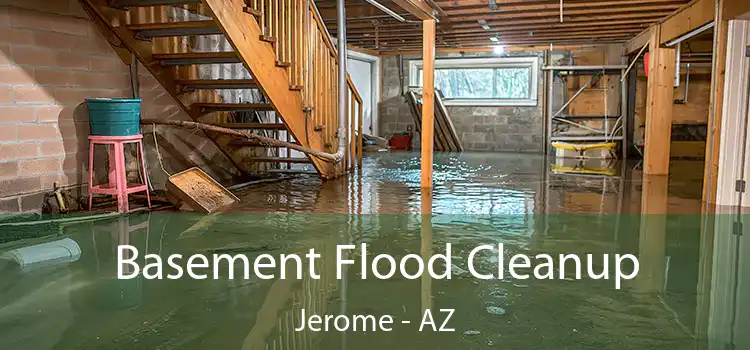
(333, 0, 347, 165)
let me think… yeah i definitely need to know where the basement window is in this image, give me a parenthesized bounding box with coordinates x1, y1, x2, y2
(408, 57, 539, 107)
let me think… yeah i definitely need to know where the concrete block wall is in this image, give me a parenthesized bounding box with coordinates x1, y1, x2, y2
(0, 4, 237, 214)
(379, 51, 546, 153)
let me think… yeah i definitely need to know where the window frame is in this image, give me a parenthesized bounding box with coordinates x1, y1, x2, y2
(408, 56, 540, 107)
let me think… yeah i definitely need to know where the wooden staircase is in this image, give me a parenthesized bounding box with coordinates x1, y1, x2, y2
(79, 0, 362, 179)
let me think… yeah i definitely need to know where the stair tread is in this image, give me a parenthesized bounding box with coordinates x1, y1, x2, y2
(127, 20, 217, 31)
(111, 0, 201, 7)
(153, 51, 241, 65)
(249, 157, 311, 163)
(213, 123, 286, 129)
(129, 20, 222, 39)
(177, 79, 258, 89)
(194, 103, 275, 111)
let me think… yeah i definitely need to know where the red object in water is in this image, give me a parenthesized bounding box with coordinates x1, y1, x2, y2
(644, 52, 650, 77)
(389, 133, 413, 150)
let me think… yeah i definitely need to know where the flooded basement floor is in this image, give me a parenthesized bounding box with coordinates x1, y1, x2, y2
(0, 152, 747, 349)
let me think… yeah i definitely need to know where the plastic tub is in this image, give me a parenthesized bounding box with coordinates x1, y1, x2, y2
(86, 98, 142, 136)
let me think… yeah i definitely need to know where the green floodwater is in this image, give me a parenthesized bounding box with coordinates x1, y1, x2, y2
(0, 152, 747, 349)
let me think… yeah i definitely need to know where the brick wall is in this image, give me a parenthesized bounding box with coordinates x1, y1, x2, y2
(0, 4, 238, 214)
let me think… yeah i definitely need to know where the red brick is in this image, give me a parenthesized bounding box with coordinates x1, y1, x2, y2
(0, 44, 11, 66)
(71, 35, 111, 55)
(62, 154, 81, 172)
(19, 157, 62, 174)
(9, 8, 88, 36)
(53, 87, 89, 105)
(0, 7, 9, 26)
(0, 86, 11, 103)
(11, 46, 57, 67)
(34, 31, 75, 51)
(0, 27, 35, 46)
(0, 106, 37, 122)
(58, 121, 88, 139)
(52, 16, 90, 36)
(0, 66, 35, 84)
(0, 125, 18, 142)
(0, 176, 42, 196)
(36, 105, 68, 122)
(34, 68, 74, 86)
(0, 142, 39, 161)
(0, 162, 18, 180)
(89, 56, 127, 72)
(18, 123, 59, 140)
(56, 52, 90, 70)
(13, 86, 55, 103)
(39, 139, 65, 156)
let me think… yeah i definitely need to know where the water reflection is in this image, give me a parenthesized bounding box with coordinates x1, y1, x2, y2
(0, 152, 744, 349)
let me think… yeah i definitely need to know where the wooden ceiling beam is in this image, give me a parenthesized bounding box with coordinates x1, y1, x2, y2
(391, 0, 438, 20)
(352, 33, 630, 47)
(345, 24, 648, 38)
(339, 18, 656, 34)
(441, 0, 685, 16)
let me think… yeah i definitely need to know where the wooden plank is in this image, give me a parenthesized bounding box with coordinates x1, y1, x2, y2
(193, 103, 275, 112)
(702, 6, 729, 203)
(643, 25, 677, 176)
(421, 19, 436, 189)
(201, 0, 335, 177)
(176, 79, 258, 89)
(435, 92, 463, 151)
(625, 26, 651, 53)
(391, 0, 437, 20)
(659, 0, 715, 44)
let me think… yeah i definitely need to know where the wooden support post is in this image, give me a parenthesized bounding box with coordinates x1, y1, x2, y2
(636, 175, 668, 293)
(703, 6, 729, 204)
(643, 25, 676, 176)
(421, 19, 436, 189)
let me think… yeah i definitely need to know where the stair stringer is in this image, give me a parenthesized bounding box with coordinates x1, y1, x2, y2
(199, 0, 339, 179)
(79, 0, 251, 176)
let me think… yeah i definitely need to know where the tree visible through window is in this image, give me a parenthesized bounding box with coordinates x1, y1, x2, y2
(418, 67, 531, 99)
(410, 57, 538, 106)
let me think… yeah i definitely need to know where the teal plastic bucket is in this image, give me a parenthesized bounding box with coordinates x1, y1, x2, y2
(86, 98, 141, 136)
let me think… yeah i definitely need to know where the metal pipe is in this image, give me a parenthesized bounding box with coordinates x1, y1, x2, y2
(335, 0, 347, 163)
(362, 0, 408, 22)
(684, 63, 691, 103)
(621, 41, 649, 81)
(665, 22, 715, 47)
(675, 42, 682, 87)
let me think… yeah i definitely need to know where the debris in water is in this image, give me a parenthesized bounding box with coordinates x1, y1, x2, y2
(490, 288, 509, 298)
(512, 284, 529, 288)
(451, 264, 468, 276)
(463, 330, 480, 335)
(486, 306, 506, 315)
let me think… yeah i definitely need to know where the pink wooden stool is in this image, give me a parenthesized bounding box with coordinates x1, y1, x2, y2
(88, 134, 151, 213)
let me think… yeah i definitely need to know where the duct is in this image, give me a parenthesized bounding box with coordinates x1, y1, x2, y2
(333, 0, 347, 164)
(675, 42, 682, 87)
(362, 0, 408, 22)
(665, 22, 715, 47)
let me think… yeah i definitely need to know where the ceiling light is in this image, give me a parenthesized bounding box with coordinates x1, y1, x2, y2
(493, 45, 505, 55)
(489, 37, 499, 42)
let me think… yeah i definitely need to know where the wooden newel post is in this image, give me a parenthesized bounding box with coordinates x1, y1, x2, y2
(421, 19, 436, 189)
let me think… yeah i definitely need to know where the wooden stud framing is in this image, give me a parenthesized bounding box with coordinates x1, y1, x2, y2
(421, 19, 436, 189)
(703, 2, 728, 203)
(643, 25, 677, 176)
